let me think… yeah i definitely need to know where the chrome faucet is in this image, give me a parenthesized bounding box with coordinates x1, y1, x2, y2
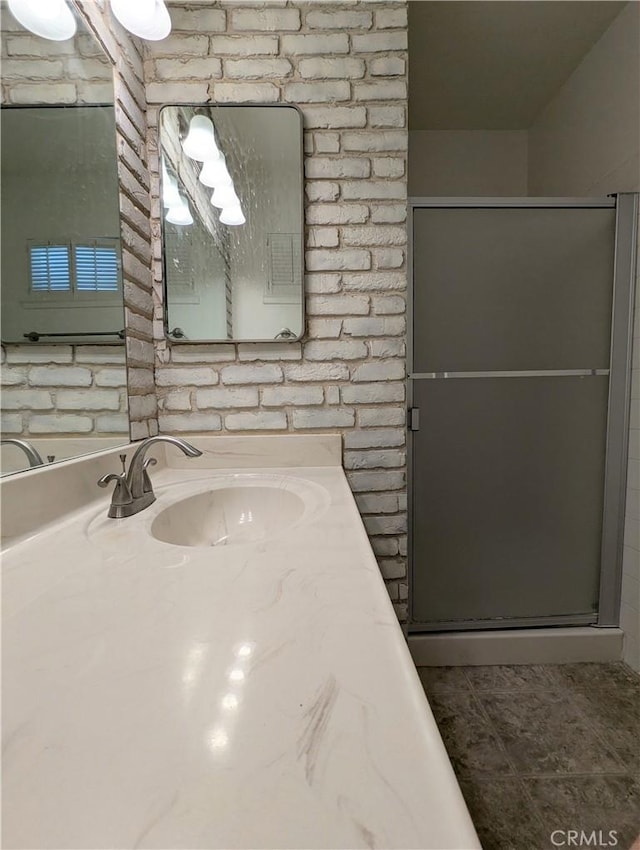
(98, 435, 202, 518)
(1, 438, 44, 468)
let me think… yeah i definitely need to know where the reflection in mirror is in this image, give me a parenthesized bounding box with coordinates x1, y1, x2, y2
(0, 1, 130, 476)
(1, 106, 123, 343)
(159, 105, 304, 342)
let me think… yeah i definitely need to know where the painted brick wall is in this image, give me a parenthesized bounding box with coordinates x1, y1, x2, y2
(144, 0, 409, 616)
(0, 345, 128, 436)
(75, 0, 158, 440)
(0, 17, 113, 103)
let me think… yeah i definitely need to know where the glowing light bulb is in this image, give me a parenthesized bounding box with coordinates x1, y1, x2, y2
(210, 185, 240, 209)
(28, 0, 60, 21)
(220, 206, 246, 227)
(199, 156, 231, 189)
(161, 163, 181, 208)
(110, 0, 171, 41)
(166, 197, 193, 226)
(182, 115, 220, 162)
(8, 0, 76, 40)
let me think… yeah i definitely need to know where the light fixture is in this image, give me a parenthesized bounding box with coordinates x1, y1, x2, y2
(110, 0, 171, 41)
(220, 206, 246, 227)
(211, 185, 240, 209)
(199, 155, 231, 189)
(7, 0, 77, 41)
(166, 196, 193, 226)
(182, 115, 220, 162)
(161, 163, 181, 208)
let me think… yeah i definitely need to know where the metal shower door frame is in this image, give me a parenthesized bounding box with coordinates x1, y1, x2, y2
(407, 195, 638, 633)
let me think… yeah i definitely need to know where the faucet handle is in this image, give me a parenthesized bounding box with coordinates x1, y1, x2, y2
(97, 472, 133, 507)
(142, 457, 158, 494)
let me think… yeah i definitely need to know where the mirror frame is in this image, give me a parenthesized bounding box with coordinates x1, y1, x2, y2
(158, 102, 305, 345)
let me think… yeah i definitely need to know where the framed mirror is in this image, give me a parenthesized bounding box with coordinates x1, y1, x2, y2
(0, 1, 129, 475)
(159, 104, 304, 343)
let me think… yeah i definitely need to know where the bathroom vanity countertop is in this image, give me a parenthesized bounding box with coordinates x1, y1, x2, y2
(2, 458, 479, 849)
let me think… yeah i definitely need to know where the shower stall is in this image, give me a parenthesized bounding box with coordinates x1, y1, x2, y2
(408, 196, 638, 638)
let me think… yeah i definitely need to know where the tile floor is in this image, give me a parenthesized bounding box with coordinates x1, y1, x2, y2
(417, 663, 640, 850)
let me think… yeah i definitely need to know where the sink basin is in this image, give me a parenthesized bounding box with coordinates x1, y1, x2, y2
(150, 484, 305, 547)
(88, 471, 330, 555)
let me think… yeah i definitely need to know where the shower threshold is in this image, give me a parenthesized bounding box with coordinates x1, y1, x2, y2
(408, 626, 623, 666)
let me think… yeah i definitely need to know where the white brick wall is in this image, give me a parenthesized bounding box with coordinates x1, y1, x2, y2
(0, 347, 128, 435)
(0, 25, 112, 104)
(77, 1, 158, 439)
(145, 0, 409, 619)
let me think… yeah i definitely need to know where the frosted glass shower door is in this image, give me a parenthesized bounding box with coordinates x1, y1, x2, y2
(410, 200, 635, 630)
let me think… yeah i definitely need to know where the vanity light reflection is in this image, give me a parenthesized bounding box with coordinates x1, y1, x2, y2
(205, 641, 254, 756)
(166, 196, 193, 227)
(222, 693, 239, 711)
(211, 185, 240, 209)
(162, 162, 194, 227)
(220, 206, 246, 227)
(199, 156, 231, 188)
(207, 727, 229, 751)
(182, 115, 219, 162)
(182, 641, 209, 705)
(161, 161, 181, 206)
(180, 114, 246, 228)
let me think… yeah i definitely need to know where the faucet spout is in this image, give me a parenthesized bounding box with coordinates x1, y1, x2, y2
(1, 438, 44, 468)
(126, 435, 203, 501)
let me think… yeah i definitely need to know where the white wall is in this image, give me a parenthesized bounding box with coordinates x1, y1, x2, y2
(409, 130, 528, 197)
(408, 4, 639, 201)
(526, 2, 639, 670)
(528, 2, 639, 197)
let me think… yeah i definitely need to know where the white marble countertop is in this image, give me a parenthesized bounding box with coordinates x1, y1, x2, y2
(1, 439, 479, 849)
